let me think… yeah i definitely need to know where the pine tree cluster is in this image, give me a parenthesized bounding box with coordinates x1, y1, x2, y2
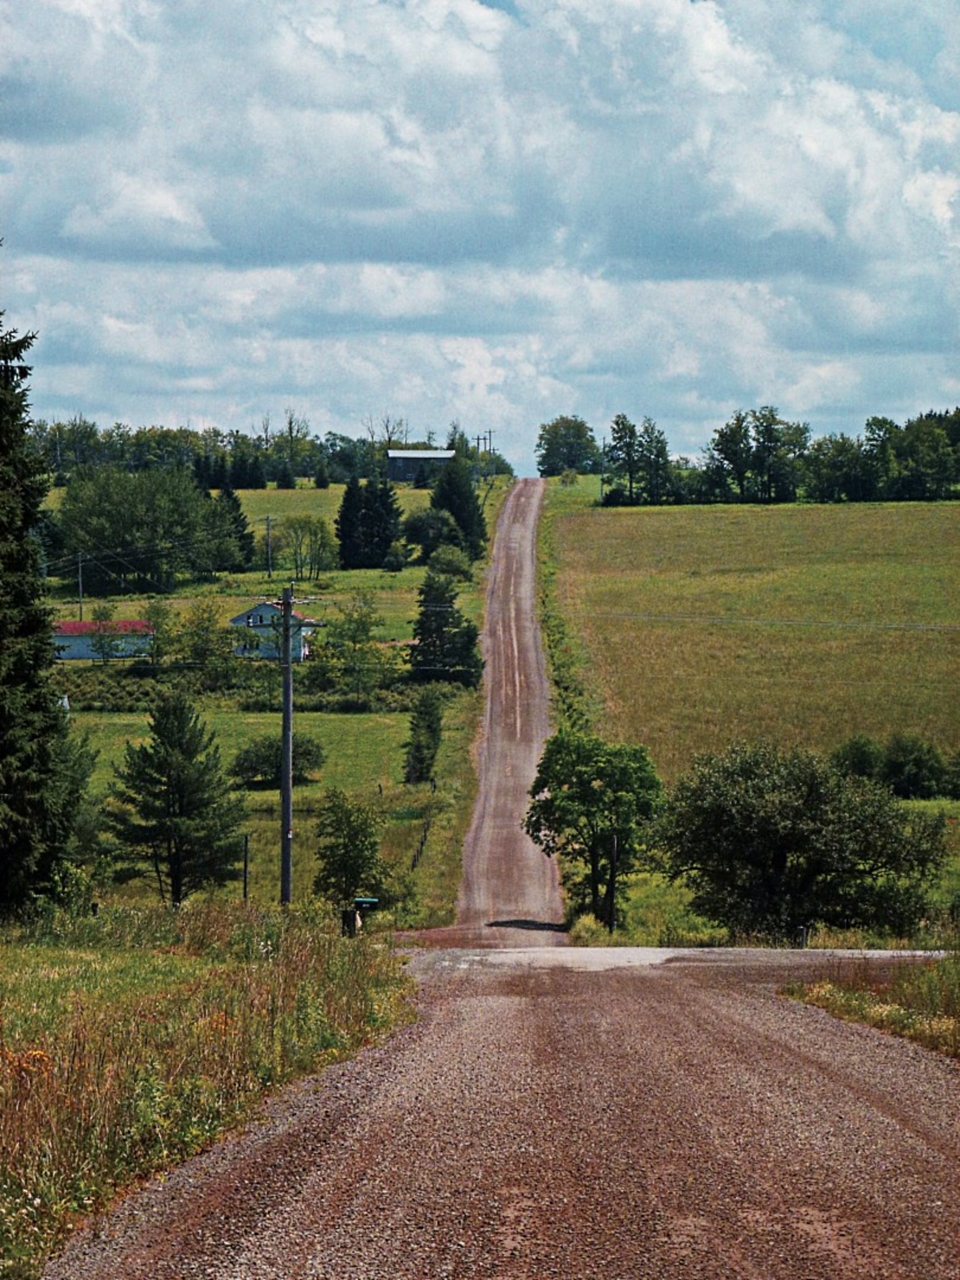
(335, 474, 402, 569)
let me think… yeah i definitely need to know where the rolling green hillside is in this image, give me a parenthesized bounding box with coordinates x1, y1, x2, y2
(542, 481, 959, 782)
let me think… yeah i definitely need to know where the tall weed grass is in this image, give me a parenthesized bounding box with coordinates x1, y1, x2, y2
(0, 902, 412, 1278)
(788, 944, 960, 1059)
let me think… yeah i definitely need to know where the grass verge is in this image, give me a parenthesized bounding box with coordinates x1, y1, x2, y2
(785, 947, 960, 1059)
(0, 903, 413, 1278)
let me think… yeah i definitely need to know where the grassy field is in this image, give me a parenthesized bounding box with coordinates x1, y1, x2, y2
(543, 479, 960, 782)
(540, 479, 960, 943)
(72, 692, 480, 922)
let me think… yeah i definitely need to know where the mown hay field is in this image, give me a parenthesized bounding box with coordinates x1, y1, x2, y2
(544, 481, 960, 785)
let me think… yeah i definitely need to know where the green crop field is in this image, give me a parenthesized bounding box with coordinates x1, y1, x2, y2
(543, 480, 960, 784)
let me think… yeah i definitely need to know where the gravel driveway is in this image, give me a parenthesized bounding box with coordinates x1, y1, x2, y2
(44, 480, 960, 1279)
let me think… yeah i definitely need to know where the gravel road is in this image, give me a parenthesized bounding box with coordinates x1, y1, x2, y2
(44, 480, 960, 1279)
(46, 949, 960, 1279)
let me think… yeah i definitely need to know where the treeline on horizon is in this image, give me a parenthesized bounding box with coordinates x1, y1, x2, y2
(536, 407, 960, 504)
(28, 412, 515, 491)
(29, 414, 509, 596)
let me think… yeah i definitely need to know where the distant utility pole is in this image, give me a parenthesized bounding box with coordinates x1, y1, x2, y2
(266, 515, 273, 580)
(77, 552, 84, 621)
(280, 584, 294, 906)
(608, 830, 618, 935)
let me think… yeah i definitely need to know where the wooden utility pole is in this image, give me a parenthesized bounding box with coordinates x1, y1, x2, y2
(608, 830, 618, 935)
(280, 584, 294, 905)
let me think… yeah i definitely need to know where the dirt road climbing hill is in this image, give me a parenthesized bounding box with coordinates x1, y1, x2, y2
(434, 476, 565, 947)
(43, 482, 960, 1280)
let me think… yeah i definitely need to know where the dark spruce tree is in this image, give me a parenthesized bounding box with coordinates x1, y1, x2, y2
(403, 686, 444, 783)
(215, 482, 256, 568)
(335, 473, 366, 568)
(362, 474, 402, 567)
(430, 455, 486, 560)
(409, 570, 483, 688)
(107, 691, 246, 906)
(275, 458, 297, 490)
(313, 454, 331, 489)
(0, 313, 88, 910)
(336, 474, 402, 568)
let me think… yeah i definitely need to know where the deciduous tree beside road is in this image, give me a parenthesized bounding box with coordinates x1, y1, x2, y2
(525, 729, 662, 929)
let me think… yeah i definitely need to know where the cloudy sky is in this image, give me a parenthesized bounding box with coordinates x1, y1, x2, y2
(2, 0, 958, 474)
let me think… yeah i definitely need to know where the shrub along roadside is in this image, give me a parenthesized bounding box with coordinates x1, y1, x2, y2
(656, 741, 947, 943)
(0, 903, 413, 1278)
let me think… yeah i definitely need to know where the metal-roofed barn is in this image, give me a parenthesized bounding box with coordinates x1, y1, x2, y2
(386, 450, 455, 484)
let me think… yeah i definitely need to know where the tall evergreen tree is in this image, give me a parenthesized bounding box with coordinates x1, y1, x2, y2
(336, 474, 401, 569)
(215, 482, 255, 568)
(430, 456, 486, 560)
(403, 686, 444, 783)
(335, 474, 366, 569)
(410, 570, 483, 687)
(362, 474, 402, 567)
(0, 312, 87, 910)
(107, 692, 245, 906)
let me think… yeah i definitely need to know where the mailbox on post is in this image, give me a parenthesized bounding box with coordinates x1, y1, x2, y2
(342, 897, 379, 937)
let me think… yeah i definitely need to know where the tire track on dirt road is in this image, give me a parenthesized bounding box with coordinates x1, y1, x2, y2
(430, 477, 565, 948)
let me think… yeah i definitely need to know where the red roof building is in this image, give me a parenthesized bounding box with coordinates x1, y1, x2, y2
(54, 619, 154, 660)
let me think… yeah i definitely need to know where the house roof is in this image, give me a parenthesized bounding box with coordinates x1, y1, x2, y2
(55, 619, 153, 635)
(229, 603, 314, 626)
(386, 450, 455, 460)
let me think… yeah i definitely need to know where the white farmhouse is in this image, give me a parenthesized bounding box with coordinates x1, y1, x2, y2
(229, 601, 314, 661)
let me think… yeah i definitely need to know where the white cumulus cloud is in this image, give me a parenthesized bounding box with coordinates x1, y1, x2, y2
(1, 0, 958, 471)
